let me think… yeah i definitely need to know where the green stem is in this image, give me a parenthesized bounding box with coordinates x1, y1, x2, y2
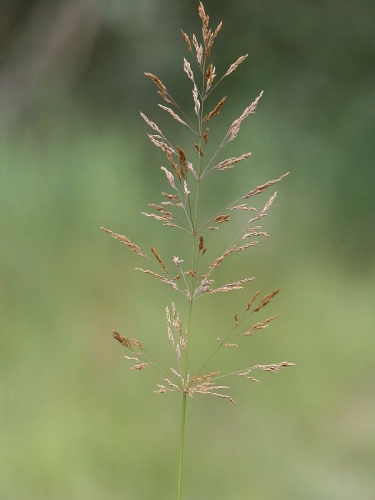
(178, 54, 206, 500)
(177, 392, 187, 500)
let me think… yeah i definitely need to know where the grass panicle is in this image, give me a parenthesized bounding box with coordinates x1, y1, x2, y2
(103, 3, 294, 498)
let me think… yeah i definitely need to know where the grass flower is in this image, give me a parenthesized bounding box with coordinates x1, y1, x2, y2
(103, 3, 294, 498)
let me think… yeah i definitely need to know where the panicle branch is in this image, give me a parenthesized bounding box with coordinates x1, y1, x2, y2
(221, 92, 264, 146)
(224, 54, 249, 77)
(254, 288, 281, 312)
(101, 227, 144, 257)
(242, 173, 289, 199)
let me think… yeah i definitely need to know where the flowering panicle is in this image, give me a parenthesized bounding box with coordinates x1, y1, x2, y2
(104, 2, 293, 406)
(103, 5, 295, 498)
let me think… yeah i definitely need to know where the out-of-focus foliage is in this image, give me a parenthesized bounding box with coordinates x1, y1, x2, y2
(1, 0, 374, 498)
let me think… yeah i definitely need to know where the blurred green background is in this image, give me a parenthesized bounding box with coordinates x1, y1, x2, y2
(1, 0, 375, 498)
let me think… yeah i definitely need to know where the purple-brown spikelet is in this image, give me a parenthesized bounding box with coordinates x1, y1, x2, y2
(253, 288, 281, 312)
(203, 96, 227, 122)
(101, 227, 144, 256)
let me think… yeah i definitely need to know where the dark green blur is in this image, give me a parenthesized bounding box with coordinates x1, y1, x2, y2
(1, 1, 374, 498)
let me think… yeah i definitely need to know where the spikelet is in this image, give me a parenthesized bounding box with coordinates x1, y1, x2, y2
(203, 96, 227, 122)
(242, 316, 277, 336)
(158, 104, 189, 128)
(254, 288, 281, 312)
(224, 54, 248, 77)
(150, 245, 169, 273)
(101, 227, 144, 257)
(135, 268, 179, 291)
(214, 153, 251, 171)
(243, 173, 289, 199)
(221, 92, 264, 146)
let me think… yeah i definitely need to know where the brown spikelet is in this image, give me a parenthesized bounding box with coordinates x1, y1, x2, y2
(185, 270, 197, 277)
(189, 381, 236, 403)
(150, 245, 168, 273)
(205, 63, 216, 91)
(144, 72, 172, 103)
(243, 173, 289, 199)
(214, 21, 223, 38)
(253, 362, 295, 372)
(158, 105, 189, 128)
(181, 30, 192, 51)
(203, 127, 210, 145)
(142, 211, 174, 224)
(191, 371, 220, 383)
(195, 143, 204, 156)
(199, 236, 204, 251)
(246, 193, 278, 225)
(242, 230, 269, 240)
(222, 91, 264, 145)
(243, 316, 277, 336)
(192, 85, 201, 116)
(260, 193, 277, 215)
(135, 268, 179, 291)
(183, 58, 195, 83)
(246, 291, 260, 311)
(112, 331, 144, 351)
(203, 96, 227, 122)
(154, 385, 170, 395)
(233, 242, 259, 252)
(209, 246, 236, 270)
(144, 72, 167, 93)
(198, 2, 209, 34)
(165, 151, 181, 181)
(130, 363, 149, 370)
(234, 314, 239, 326)
(214, 214, 230, 223)
(205, 45, 212, 63)
(214, 153, 251, 171)
(148, 204, 173, 218)
(147, 135, 175, 154)
(254, 288, 281, 312)
(177, 146, 188, 177)
(161, 167, 177, 190)
(231, 204, 256, 211)
(207, 277, 254, 294)
(112, 331, 133, 350)
(239, 375, 260, 383)
(192, 34, 199, 54)
(130, 338, 144, 350)
(140, 112, 162, 134)
(101, 227, 144, 257)
(224, 54, 248, 77)
(192, 34, 203, 65)
(162, 192, 179, 201)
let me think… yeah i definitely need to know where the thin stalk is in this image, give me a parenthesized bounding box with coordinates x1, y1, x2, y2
(177, 392, 187, 500)
(177, 50, 208, 500)
(183, 111, 205, 379)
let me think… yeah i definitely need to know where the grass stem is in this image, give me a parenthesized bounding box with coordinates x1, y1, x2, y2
(177, 392, 187, 500)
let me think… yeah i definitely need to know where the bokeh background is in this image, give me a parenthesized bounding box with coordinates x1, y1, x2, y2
(1, 0, 375, 498)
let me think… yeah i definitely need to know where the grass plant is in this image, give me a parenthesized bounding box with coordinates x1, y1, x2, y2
(102, 3, 294, 498)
